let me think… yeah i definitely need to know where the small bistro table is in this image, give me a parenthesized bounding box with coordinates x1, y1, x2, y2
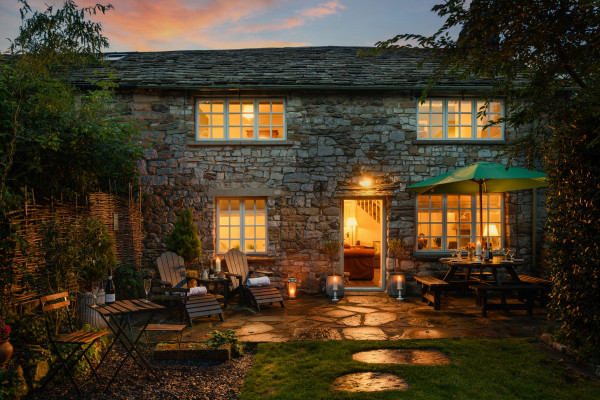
(88, 299, 165, 393)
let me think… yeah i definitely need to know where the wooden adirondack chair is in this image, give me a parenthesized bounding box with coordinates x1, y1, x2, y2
(152, 251, 223, 324)
(223, 248, 284, 311)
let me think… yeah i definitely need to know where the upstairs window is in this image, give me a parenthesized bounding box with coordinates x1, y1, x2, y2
(417, 99, 503, 140)
(197, 99, 285, 141)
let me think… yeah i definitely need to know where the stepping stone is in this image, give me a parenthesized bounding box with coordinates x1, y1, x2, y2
(352, 349, 451, 365)
(364, 312, 397, 326)
(331, 372, 408, 392)
(340, 315, 362, 326)
(307, 315, 335, 323)
(342, 327, 387, 340)
(339, 306, 378, 313)
(325, 310, 355, 318)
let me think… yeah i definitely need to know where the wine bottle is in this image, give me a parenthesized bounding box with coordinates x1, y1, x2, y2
(106, 269, 116, 304)
(488, 246, 494, 260)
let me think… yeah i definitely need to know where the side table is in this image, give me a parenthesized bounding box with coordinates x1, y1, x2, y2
(197, 278, 231, 308)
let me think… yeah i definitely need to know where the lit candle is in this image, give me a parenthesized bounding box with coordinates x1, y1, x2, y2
(476, 241, 482, 257)
(290, 288, 295, 297)
(215, 258, 221, 273)
(397, 275, 402, 290)
(332, 276, 338, 291)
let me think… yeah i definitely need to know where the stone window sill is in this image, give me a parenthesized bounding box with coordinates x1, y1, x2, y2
(186, 140, 294, 147)
(416, 140, 506, 145)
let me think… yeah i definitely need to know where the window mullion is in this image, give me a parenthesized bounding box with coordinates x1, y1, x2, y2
(443, 99, 448, 140)
(254, 100, 259, 140)
(442, 196, 447, 251)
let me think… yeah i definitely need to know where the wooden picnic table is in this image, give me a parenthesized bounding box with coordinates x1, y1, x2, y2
(88, 299, 165, 393)
(439, 258, 542, 316)
(440, 258, 524, 286)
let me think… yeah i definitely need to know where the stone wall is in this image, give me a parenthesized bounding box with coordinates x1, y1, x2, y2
(118, 88, 547, 294)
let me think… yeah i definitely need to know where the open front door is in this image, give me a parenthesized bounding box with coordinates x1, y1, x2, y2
(342, 199, 385, 291)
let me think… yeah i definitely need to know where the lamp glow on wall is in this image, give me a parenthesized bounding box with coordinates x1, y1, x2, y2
(346, 217, 358, 246)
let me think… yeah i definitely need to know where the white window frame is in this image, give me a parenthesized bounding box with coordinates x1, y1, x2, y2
(196, 99, 286, 141)
(416, 99, 504, 140)
(216, 197, 268, 255)
(415, 194, 505, 252)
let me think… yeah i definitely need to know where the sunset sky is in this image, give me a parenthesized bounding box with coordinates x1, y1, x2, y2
(0, 0, 445, 52)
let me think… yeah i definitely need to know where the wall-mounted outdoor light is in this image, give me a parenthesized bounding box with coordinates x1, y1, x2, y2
(359, 177, 373, 188)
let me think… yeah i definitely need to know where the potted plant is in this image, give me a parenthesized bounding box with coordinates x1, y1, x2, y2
(75, 217, 117, 329)
(0, 318, 13, 366)
(323, 238, 343, 300)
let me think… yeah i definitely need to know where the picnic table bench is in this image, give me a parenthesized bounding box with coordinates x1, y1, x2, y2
(414, 275, 450, 310)
(518, 275, 551, 306)
(469, 283, 543, 317)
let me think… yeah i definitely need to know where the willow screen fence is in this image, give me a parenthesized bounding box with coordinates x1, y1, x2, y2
(1, 192, 143, 307)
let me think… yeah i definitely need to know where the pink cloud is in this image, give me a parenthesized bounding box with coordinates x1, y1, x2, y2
(300, 1, 346, 19)
(232, 1, 346, 35)
(235, 16, 305, 33)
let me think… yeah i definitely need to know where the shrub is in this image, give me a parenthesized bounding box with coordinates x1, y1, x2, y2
(204, 330, 244, 357)
(164, 208, 202, 265)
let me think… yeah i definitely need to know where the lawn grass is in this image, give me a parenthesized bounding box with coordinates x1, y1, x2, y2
(239, 338, 599, 400)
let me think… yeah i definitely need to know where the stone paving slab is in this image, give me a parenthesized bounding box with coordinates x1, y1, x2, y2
(146, 291, 548, 344)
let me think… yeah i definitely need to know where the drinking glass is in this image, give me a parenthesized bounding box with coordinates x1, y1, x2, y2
(508, 249, 515, 261)
(91, 281, 100, 307)
(144, 279, 152, 303)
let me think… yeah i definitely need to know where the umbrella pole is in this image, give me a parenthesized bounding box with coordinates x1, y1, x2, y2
(479, 181, 484, 246)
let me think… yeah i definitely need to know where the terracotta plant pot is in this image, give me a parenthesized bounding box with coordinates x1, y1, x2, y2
(0, 339, 13, 365)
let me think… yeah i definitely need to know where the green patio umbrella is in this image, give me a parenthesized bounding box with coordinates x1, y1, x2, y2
(406, 161, 548, 244)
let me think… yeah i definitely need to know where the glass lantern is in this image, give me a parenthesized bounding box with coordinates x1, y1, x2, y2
(387, 272, 405, 300)
(287, 277, 297, 299)
(325, 274, 344, 301)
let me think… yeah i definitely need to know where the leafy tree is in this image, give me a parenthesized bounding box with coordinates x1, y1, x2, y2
(0, 0, 143, 203)
(164, 208, 203, 265)
(374, 0, 600, 355)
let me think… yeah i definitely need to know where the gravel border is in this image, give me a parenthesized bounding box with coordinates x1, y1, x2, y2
(27, 348, 254, 400)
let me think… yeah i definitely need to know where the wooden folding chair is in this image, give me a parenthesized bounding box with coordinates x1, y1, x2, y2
(151, 252, 223, 325)
(224, 248, 284, 311)
(39, 292, 108, 395)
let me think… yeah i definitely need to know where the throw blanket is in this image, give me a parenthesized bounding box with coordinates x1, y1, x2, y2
(187, 286, 207, 296)
(247, 276, 270, 287)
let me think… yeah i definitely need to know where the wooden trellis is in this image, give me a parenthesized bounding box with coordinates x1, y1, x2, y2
(1, 191, 143, 307)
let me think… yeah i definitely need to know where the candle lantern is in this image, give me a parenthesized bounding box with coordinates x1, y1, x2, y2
(287, 277, 297, 299)
(325, 274, 344, 301)
(387, 272, 406, 300)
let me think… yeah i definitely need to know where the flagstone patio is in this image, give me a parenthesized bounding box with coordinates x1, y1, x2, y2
(148, 291, 549, 344)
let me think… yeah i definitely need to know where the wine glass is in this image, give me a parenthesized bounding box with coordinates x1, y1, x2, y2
(91, 281, 100, 307)
(501, 248, 508, 260)
(144, 279, 152, 303)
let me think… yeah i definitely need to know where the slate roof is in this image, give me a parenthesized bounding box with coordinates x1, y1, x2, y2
(72, 46, 495, 90)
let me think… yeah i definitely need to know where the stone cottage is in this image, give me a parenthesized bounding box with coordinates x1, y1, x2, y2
(81, 46, 546, 295)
